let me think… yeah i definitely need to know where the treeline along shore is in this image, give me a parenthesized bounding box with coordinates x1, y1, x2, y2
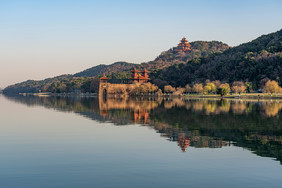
(18, 78, 282, 99)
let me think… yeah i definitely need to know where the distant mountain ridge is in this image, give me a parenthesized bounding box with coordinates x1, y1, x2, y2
(4, 75, 72, 94)
(73, 61, 137, 77)
(74, 40, 229, 77)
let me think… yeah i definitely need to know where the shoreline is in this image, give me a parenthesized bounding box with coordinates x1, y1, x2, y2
(12, 92, 282, 100)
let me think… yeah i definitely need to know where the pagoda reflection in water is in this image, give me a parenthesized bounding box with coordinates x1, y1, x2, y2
(4, 94, 282, 162)
(98, 97, 229, 152)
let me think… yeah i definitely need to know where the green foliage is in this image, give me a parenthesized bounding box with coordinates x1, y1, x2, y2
(151, 29, 282, 89)
(3, 29, 282, 94)
(3, 75, 72, 94)
(7, 96, 282, 164)
(217, 83, 231, 96)
(3, 76, 100, 94)
(74, 62, 137, 77)
(245, 82, 253, 93)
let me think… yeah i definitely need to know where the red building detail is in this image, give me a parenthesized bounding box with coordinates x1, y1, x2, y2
(177, 133, 191, 152)
(133, 109, 149, 124)
(130, 68, 150, 83)
(100, 74, 109, 83)
(175, 37, 191, 54)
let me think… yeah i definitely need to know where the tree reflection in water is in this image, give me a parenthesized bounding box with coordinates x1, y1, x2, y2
(4, 95, 282, 164)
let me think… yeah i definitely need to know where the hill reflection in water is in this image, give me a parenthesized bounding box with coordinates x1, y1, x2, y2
(5, 95, 282, 164)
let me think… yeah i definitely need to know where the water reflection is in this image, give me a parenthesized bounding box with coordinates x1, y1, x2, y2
(4, 95, 282, 164)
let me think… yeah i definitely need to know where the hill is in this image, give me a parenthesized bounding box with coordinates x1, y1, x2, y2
(74, 41, 230, 78)
(151, 29, 282, 89)
(3, 75, 72, 94)
(3, 40, 229, 94)
(73, 61, 137, 77)
(143, 41, 230, 70)
(3, 29, 282, 94)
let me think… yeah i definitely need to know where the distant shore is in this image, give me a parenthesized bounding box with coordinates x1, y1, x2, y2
(19, 92, 98, 97)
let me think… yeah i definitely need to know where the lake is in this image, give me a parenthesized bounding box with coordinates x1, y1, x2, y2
(0, 94, 282, 188)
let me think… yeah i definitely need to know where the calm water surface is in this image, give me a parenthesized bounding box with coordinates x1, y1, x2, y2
(0, 95, 282, 188)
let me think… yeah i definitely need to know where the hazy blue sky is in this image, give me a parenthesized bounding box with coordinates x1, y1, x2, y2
(0, 0, 281, 88)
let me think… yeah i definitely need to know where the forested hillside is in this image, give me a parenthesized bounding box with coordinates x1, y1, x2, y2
(74, 41, 229, 77)
(3, 75, 72, 94)
(73, 61, 137, 77)
(151, 29, 282, 90)
(3, 29, 282, 94)
(3, 40, 229, 94)
(144, 41, 229, 69)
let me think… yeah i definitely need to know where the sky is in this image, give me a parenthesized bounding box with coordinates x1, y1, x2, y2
(0, 0, 282, 88)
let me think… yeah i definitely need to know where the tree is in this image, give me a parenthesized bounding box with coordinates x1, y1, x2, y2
(231, 81, 246, 95)
(50, 82, 58, 93)
(152, 79, 168, 90)
(264, 80, 279, 95)
(139, 84, 149, 94)
(244, 82, 253, 93)
(164, 85, 176, 94)
(151, 84, 159, 93)
(185, 84, 192, 93)
(90, 77, 100, 93)
(192, 83, 203, 94)
(42, 84, 50, 92)
(203, 85, 211, 94)
(217, 83, 230, 97)
(204, 83, 216, 94)
(207, 83, 216, 93)
(155, 89, 163, 97)
(173, 87, 185, 96)
(127, 84, 137, 95)
(176, 87, 185, 93)
(260, 78, 270, 90)
(81, 81, 91, 93)
(212, 80, 221, 88)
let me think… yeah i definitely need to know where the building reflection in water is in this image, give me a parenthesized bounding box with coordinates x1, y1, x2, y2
(99, 96, 161, 125)
(98, 97, 236, 152)
(4, 95, 282, 163)
(177, 133, 191, 152)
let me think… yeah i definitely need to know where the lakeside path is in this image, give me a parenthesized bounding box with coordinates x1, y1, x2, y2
(181, 93, 282, 100)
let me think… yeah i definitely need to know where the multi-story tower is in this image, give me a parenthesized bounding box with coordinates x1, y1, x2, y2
(175, 37, 191, 54)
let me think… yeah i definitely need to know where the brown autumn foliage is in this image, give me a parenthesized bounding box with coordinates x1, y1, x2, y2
(261, 102, 282, 117)
(192, 83, 204, 94)
(231, 102, 246, 114)
(107, 82, 159, 95)
(264, 80, 280, 94)
(231, 81, 246, 94)
(212, 80, 221, 88)
(164, 85, 176, 94)
(185, 84, 192, 93)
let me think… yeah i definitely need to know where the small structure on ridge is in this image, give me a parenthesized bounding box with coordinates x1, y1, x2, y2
(175, 37, 191, 54)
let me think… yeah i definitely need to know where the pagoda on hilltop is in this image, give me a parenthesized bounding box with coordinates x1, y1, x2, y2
(175, 37, 191, 54)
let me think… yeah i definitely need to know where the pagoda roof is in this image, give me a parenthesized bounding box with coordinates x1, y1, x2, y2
(100, 74, 108, 80)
